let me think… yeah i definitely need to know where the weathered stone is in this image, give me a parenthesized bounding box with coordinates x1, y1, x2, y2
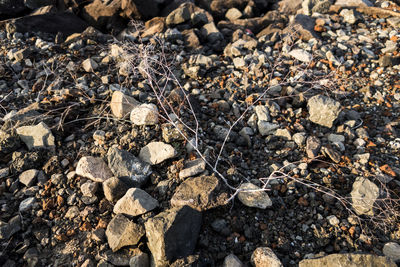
(76, 156, 113, 183)
(383, 242, 400, 262)
(114, 188, 158, 217)
(226, 8, 242, 21)
(287, 14, 319, 41)
(143, 17, 165, 37)
(19, 197, 36, 213)
(16, 122, 55, 150)
(139, 142, 176, 165)
(171, 175, 222, 211)
(179, 159, 206, 179)
(106, 214, 145, 252)
(238, 183, 272, 209)
(289, 49, 312, 63)
(130, 104, 159, 126)
(223, 254, 244, 267)
(0, 215, 21, 240)
(299, 253, 396, 267)
(308, 95, 342, 128)
(255, 105, 270, 122)
(166, 3, 192, 26)
(110, 91, 140, 119)
(145, 206, 201, 267)
(129, 252, 149, 267)
(306, 136, 321, 159)
(107, 147, 151, 187)
(65, 206, 80, 219)
(278, 0, 302, 14)
(80, 180, 98, 197)
(82, 58, 98, 72)
(258, 121, 279, 136)
(340, 9, 360, 25)
(103, 177, 129, 203)
(19, 169, 39, 186)
(334, 0, 372, 7)
(350, 177, 379, 216)
(251, 247, 283, 267)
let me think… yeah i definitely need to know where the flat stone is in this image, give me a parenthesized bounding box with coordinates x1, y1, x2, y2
(139, 142, 177, 165)
(107, 147, 151, 187)
(19, 197, 36, 213)
(255, 105, 270, 122)
(145, 206, 201, 267)
(19, 169, 39, 186)
(223, 254, 244, 267)
(129, 252, 149, 267)
(383, 242, 400, 262)
(106, 214, 145, 252)
(103, 177, 129, 203)
(226, 8, 242, 21)
(334, 0, 372, 7)
(82, 58, 98, 72)
(289, 49, 312, 63)
(16, 122, 55, 150)
(110, 91, 140, 119)
(308, 95, 342, 128)
(171, 175, 222, 211)
(114, 188, 158, 217)
(76, 156, 113, 182)
(350, 177, 379, 216)
(65, 206, 80, 219)
(251, 247, 283, 267)
(80, 180, 98, 197)
(237, 183, 272, 209)
(179, 159, 206, 179)
(299, 253, 396, 267)
(130, 104, 159, 126)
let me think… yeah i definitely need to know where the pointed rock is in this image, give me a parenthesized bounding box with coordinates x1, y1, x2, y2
(110, 91, 140, 119)
(16, 122, 55, 150)
(113, 188, 158, 217)
(139, 142, 176, 165)
(76, 156, 113, 182)
(251, 247, 283, 267)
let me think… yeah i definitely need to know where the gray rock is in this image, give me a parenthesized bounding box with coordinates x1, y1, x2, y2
(327, 215, 340, 226)
(350, 177, 379, 216)
(82, 58, 98, 72)
(130, 104, 159, 126)
(299, 253, 396, 267)
(258, 121, 279, 136)
(129, 253, 149, 267)
(0, 215, 21, 240)
(19, 169, 38, 186)
(103, 177, 129, 203)
(106, 214, 145, 252)
(201, 22, 223, 43)
(383, 242, 400, 262)
(288, 14, 319, 41)
(179, 159, 206, 179)
(308, 95, 342, 128)
(237, 183, 272, 209)
(255, 105, 270, 122)
(289, 49, 312, 63)
(161, 123, 186, 143)
(251, 247, 283, 267)
(107, 147, 151, 187)
(334, 0, 372, 7)
(223, 254, 244, 267)
(275, 128, 292, 140)
(76, 156, 113, 183)
(0, 167, 9, 179)
(80, 180, 98, 197)
(114, 188, 159, 217)
(19, 197, 36, 212)
(306, 136, 321, 159)
(16, 122, 55, 150)
(339, 9, 360, 25)
(110, 91, 140, 119)
(171, 175, 222, 211)
(293, 132, 307, 147)
(139, 142, 177, 165)
(145, 206, 202, 267)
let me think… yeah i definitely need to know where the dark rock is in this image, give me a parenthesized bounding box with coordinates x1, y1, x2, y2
(0, 215, 21, 240)
(103, 176, 129, 203)
(0, 0, 27, 19)
(81, 0, 125, 33)
(286, 14, 319, 41)
(11, 151, 42, 173)
(0, 130, 21, 159)
(24, 0, 54, 9)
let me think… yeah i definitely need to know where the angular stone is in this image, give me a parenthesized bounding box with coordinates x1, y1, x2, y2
(288, 14, 319, 41)
(161, 123, 186, 143)
(80, 180, 98, 197)
(289, 49, 312, 63)
(19, 169, 39, 186)
(16, 122, 55, 150)
(334, 0, 372, 7)
(114, 188, 159, 217)
(237, 183, 272, 209)
(110, 91, 140, 119)
(179, 159, 206, 179)
(350, 177, 379, 216)
(166, 3, 192, 26)
(76, 156, 113, 182)
(171, 175, 221, 211)
(106, 214, 145, 252)
(251, 247, 283, 267)
(139, 142, 176, 165)
(308, 95, 342, 128)
(226, 8, 242, 21)
(299, 253, 396, 267)
(107, 147, 151, 187)
(306, 136, 321, 159)
(145, 206, 202, 267)
(223, 254, 244, 267)
(65, 206, 80, 219)
(0, 215, 21, 240)
(383, 242, 400, 262)
(255, 105, 270, 122)
(82, 58, 98, 72)
(130, 104, 159, 126)
(129, 252, 149, 267)
(258, 121, 279, 136)
(103, 177, 129, 203)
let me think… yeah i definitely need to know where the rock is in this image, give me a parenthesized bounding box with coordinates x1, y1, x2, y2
(107, 147, 151, 187)
(121, 0, 159, 20)
(106, 214, 145, 252)
(145, 206, 202, 267)
(210, 0, 249, 18)
(306, 136, 321, 159)
(171, 175, 222, 211)
(237, 183, 272, 209)
(0, 215, 21, 240)
(65, 206, 80, 219)
(129, 253, 149, 267)
(334, 0, 373, 7)
(143, 17, 165, 37)
(350, 177, 379, 216)
(255, 105, 270, 122)
(103, 177, 129, 203)
(0, 0, 26, 19)
(307, 95, 342, 128)
(201, 22, 224, 43)
(303, 0, 331, 16)
(275, 128, 291, 140)
(114, 188, 159, 217)
(11, 151, 42, 173)
(0, 130, 21, 156)
(82, 58, 98, 72)
(24, 0, 53, 9)
(19, 197, 36, 213)
(80, 180, 98, 197)
(223, 254, 244, 267)
(166, 3, 192, 26)
(76, 156, 113, 183)
(81, 0, 123, 31)
(139, 142, 177, 165)
(19, 169, 39, 186)
(226, 8, 242, 21)
(327, 215, 340, 226)
(340, 9, 360, 25)
(258, 121, 279, 136)
(130, 104, 159, 126)
(110, 91, 140, 119)
(16, 122, 55, 150)
(289, 49, 312, 63)
(287, 14, 319, 41)
(251, 247, 283, 267)
(383, 242, 400, 262)
(278, 0, 302, 14)
(299, 253, 396, 267)
(179, 159, 206, 179)
(0, 167, 9, 179)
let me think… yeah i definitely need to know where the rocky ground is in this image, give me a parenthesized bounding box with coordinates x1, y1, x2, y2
(1, 0, 400, 266)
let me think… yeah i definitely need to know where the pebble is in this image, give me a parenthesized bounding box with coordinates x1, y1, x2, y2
(130, 103, 159, 126)
(237, 183, 272, 209)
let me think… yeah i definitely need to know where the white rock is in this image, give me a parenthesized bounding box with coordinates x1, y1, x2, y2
(139, 142, 176, 165)
(19, 197, 36, 213)
(80, 180, 98, 197)
(350, 177, 379, 216)
(226, 8, 242, 21)
(335, 0, 372, 7)
(328, 134, 345, 143)
(110, 91, 140, 119)
(16, 122, 55, 150)
(258, 121, 279, 136)
(289, 49, 312, 63)
(223, 254, 244, 267)
(251, 247, 283, 267)
(255, 105, 270, 122)
(130, 104, 159, 126)
(82, 58, 98, 72)
(237, 183, 272, 209)
(327, 215, 340, 226)
(114, 188, 159, 217)
(76, 156, 113, 182)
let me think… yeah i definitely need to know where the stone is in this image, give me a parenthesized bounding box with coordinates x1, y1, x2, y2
(19, 197, 36, 213)
(130, 104, 159, 126)
(166, 3, 192, 26)
(293, 132, 307, 147)
(258, 121, 279, 136)
(278, 0, 302, 14)
(0, 215, 21, 240)
(251, 247, 283, 267)
(233, 57, 246, 69)
(19, 169, 39, 186)
(145, 206, 202, 267)
(255, 105, 270, 122)
(121, 0, 159, 20)
(179, 159, 206, 179)
(82, 58, 98, 72)
(383, 242, 400, 262)
(103, 177, 129, 203)
(334, 0, 372, 7)
(65, 206, 80, 219)
(340, 9, 360, 25)
(106, 214, 145, 252)
(139, 142, 177, 165)
(80, 180, 98, 197)
(306, 136, 321, 159)
(327, 215, 340, 226)
(16, 122, 55, 150)
(226, 8, 242, 21)
(171, 175, 221, 211)
(110, 91, 140, 119)
(24, 0, 53, 9)
(161, 123, 186, 143)
(237, 183, 272, 209)
(289, 49, 312, 63)
(299, 253, 396, 267)
(350, 177, 379, 216)
(201, 22, 223, 43)
(223, 254, 244, 267)
(275, 128, 292, 140)
(287, 14, 319, 41)
(129, 252, 149, 267)
(76, 156, 113, 183)
(107, 147, 151, 187)
(0, 167, 9, 179)
(143, 17, 165, 37)
(114, 188, 158, 217)
(308, 95, 342, 128)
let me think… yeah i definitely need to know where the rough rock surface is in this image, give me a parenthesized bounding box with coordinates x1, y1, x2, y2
(307, 95, 342, 128)
(350, 177, 380, 216)
(237, 183, 272, 209)
(251, 247, 283, 267)
(113, 188, 159, 217)
(139, 141, 176, 165)
(16, 122, 55, 150)
(299, 253, 396, 267)
(75, 156, 113, 182)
